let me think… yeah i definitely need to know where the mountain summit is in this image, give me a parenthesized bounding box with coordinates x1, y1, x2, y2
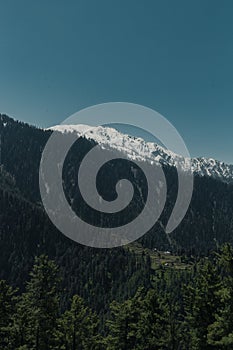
(49, 124, 233, 183)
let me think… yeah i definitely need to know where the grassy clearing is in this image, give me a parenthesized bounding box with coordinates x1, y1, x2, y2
(127, 242, 191, 270)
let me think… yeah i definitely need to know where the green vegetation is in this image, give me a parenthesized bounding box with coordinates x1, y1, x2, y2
(2, 115, 233, 349)
(1, 245, 233, 349)
(128, 242, 192, 270)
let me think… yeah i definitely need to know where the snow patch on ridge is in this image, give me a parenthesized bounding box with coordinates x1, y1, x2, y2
(48, 124, 233, 183)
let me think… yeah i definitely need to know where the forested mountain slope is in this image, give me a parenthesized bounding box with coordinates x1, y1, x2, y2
(1, 114, 233, 257)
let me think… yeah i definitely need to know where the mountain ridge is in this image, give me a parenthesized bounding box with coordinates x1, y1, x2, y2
(49, 124, 233, 183)
(1, 113, 233, 256)
(2, 113, 231, 184)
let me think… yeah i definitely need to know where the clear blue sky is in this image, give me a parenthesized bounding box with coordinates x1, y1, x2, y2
(0, 0, 233, 162)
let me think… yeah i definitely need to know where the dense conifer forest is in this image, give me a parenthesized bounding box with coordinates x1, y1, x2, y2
(1, 245, 233, 349)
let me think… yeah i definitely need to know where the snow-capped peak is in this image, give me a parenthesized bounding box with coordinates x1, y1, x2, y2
(48, 124, 233, 183)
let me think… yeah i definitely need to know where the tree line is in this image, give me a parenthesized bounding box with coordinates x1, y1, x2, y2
(1, 244, 233, 349)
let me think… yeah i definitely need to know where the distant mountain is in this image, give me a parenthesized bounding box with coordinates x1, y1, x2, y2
(1, 113, 233, 260)
(50, 124, 233, 183)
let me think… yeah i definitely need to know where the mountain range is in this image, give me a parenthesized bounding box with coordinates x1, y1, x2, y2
(1, 113, 233, 305)
(50, 124, 233, 183)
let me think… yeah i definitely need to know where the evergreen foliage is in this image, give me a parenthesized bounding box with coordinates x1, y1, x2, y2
(1, 247, 233, 349)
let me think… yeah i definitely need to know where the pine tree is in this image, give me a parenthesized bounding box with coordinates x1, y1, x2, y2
(55, 294, 100, 350)
(136, 288, 170, 350)
(207, 244, 233, 348)
(106, 287, 169, 350)
(106, 298, 139, 350)
(15, 255, 61, 350)
(0, 280, 18, 349)
(183, 258, 221, 350)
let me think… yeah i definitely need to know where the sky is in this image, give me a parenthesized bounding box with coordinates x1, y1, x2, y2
(0, 0, 233, 163)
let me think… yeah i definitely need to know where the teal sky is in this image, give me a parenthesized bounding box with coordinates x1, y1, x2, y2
(0, 0, 233, 162)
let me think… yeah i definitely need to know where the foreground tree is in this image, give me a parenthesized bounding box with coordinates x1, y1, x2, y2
(106, 298, 140, 350)
(183, 258, 221, 350)
(55, 294, 100, 350)
(0, 280, 18, 349)
(15, 255, 60, 349)
(208, 244, 233, 349)
(106, 287, 170, 350)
